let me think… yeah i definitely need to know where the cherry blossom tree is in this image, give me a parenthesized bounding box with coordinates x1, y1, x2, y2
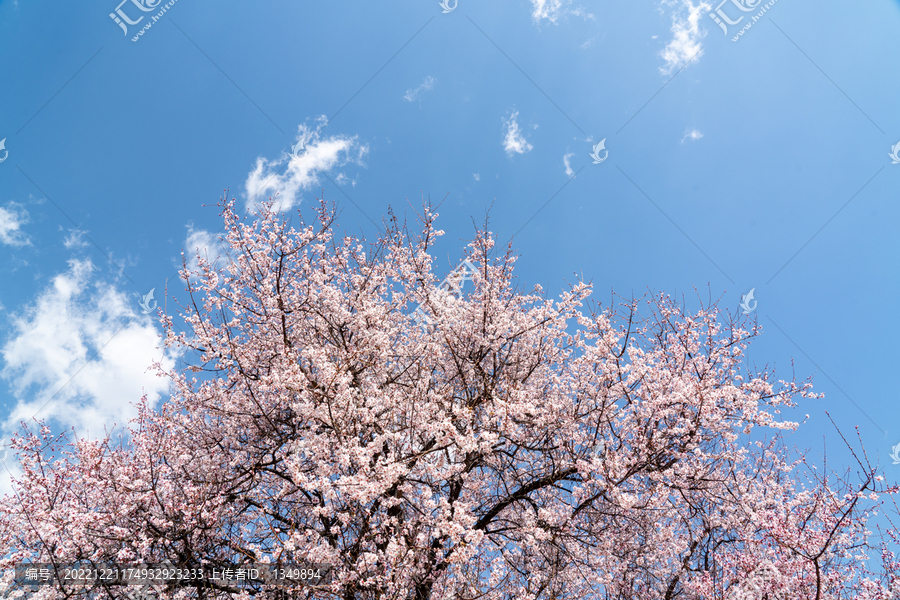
(1, 196, 898, 600)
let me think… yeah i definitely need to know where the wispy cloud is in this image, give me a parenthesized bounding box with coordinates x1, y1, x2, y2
(404, 76, 436, 102)
(473, 173, 480, 181)
(63, 229, 89, 250)
(0, 202, 30, 246)
(581, 32, 602, 49)
(530, 0, 594, 25)
(502, 111, 534, 156)
(682, 127, 704, 143)
(0, 258, 176, 496)
(181, 225, 227, 281)
(244, 116, 369, 213)
(659, 0, 711, 76)
(563, 152, 576, 178)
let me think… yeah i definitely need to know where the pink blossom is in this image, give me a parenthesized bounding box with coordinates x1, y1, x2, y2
(1, 196, 897, 600)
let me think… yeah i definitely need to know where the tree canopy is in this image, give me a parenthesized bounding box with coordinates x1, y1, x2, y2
(2, 197, 898, 600)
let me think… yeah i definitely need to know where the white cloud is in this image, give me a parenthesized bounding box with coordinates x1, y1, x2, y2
(0, 202, 30, 246)
(244, 116, 369, 213)
(682, 127, 704, 143)
(502, 111, 534, 157)
(530, 0, 594, 24)
(563, 152, 576, 178)
(0, 258, 176, 497)
(473, 173, 480, 182)
(404, 76, 436, 102)
(568, 6, 594, 21)
(181, 225, 227, 280)
(659, 0, 711, 76)
(581, 33, 602, 49)
(63, 229, 89, 250)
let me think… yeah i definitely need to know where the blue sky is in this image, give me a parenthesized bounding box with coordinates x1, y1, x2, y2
(0, 0, 898, 502)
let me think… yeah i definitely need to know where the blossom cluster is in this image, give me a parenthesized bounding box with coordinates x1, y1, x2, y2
(1, 198, 897, 600)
